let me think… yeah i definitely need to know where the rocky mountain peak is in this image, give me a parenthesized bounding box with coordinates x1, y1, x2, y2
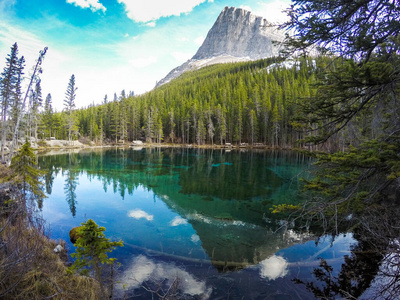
(156, 6, 284, 87)
(193, 6, 283, 60)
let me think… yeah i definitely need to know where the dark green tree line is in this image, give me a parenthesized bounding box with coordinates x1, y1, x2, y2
(49, 57, 323, 147)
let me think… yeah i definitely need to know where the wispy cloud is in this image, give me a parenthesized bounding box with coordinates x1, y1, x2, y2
(0, 21, 46, 59)
(66, 0, 106, 13)
(117, 0, 207, 23)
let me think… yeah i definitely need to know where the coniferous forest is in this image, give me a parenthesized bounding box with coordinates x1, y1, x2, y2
(26, 55, 376, 152)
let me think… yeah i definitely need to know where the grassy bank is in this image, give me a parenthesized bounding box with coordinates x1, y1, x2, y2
(0, 164, 101, 299)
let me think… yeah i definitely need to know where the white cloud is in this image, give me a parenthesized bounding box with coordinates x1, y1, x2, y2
(66, 0, 106, 13)
(259, 255, 288, 280)
(145, 21, 156, 28)
(128, 209, 154, 221)
(0, 21, 46, 60)
(169, 216, 188, 227)
(117, 0, 207, 23)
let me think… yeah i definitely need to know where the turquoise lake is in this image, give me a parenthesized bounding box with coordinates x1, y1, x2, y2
(38, 147, 357, 299)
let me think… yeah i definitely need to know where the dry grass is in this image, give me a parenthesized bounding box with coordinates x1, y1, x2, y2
(0, 164, 12, 183)
(0, 179, 102, 299)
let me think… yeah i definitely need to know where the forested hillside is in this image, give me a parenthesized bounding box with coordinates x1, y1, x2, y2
(46, 56, 341, 148)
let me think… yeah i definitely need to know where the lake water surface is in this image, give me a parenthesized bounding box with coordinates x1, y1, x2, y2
(38, 148, 357, 299)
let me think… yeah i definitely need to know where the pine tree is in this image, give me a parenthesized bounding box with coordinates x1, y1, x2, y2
(8, 46, 47, 165)
(168, 110, 176, 143)
(68, 219, 123, 297)
(272, 103, 280, 147)
(196, 115, 206, 145)
(216, 104, 227, 145)
(10, 56, 25, 138)
(29, 80, 43, 141)
(119, 99, 128, 143)
(9, 140, 45, 205)
(249, 109, 257, 145)
(0, 43, 22, 162)
(64, 74, 77, 144)
(42, 93, 53, 139)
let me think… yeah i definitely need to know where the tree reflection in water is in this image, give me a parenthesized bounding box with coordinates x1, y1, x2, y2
(294, 201, 400, 300)
(63, 169, 79, 217)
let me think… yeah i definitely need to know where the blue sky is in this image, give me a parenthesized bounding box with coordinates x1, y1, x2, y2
(0, 0, 290, 110)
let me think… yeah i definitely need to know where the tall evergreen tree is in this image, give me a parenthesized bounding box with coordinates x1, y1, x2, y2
(10, 56, 25, 137)
(8, 46, 47, 164)
(42, 93, 53, 139)
(9, 140, 45, 205)
(68, 219, 123, 297)
(0, 43, 23, 162)
(64, 74, 77, 144)
(29, 80, 43, 141)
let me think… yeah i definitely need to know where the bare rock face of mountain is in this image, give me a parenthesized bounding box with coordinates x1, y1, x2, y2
(156, 6, 285, 87)
(193, 6, 283, 60)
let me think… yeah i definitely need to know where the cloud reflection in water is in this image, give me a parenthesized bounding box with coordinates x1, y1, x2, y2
(118, 255, 211, 299)
(191, 234, 200, 243)
(170, 216, 188, 226)
(128, 209, 154, 221)
(259, 255, 288, 280)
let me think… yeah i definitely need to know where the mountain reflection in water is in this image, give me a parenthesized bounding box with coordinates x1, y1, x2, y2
(39, 148, 380, 299)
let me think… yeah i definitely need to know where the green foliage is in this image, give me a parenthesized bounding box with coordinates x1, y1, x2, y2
(68, 219, 123, 277)
(270, 204, 300, 214)
(64, 74, 77, 112)
(283, 0, 400, 61)
(42, 93, 54, 139)
(9, 140, 45, 202)
(64, 74, 78, 143)
(305, 140, 400, 196)
(282, 0, 400, 230)
(0, 43, 25, 162)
